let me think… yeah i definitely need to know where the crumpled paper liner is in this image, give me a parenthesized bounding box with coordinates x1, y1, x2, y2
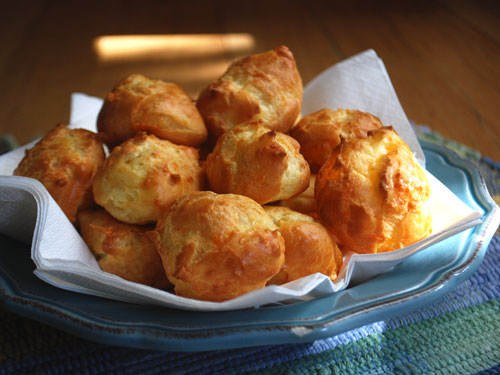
(0, 50, 482, 311)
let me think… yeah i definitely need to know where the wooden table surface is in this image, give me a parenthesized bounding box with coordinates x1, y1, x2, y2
(1, 0, 499, 160)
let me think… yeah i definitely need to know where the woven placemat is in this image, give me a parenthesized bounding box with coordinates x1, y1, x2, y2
(0, 129, 499, 375)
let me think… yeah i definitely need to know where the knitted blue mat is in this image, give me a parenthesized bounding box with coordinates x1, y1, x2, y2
(1, 131, 500, 375)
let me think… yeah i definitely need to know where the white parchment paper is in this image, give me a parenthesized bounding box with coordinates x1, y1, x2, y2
(0, 50, 482, 311)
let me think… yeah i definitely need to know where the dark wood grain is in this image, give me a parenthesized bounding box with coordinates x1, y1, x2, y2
(1, 0, 499, 160)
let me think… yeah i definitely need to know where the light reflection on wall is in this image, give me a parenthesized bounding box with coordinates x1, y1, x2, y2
(93, 34, 255, 62)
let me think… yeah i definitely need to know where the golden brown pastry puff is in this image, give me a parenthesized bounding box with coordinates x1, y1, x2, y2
(153, 191, 285, 302)
(92, 132, 203, 225)
(204, 121, 310, 205)
(264, 206, 340, 285)
(315, 127, 432, 254)
(196, 45, 303, 139)
(97, 74, 207, 149)
(77, 209, 170, 289)
(290, 108, 383, 172)
(14, 124, 105, 224)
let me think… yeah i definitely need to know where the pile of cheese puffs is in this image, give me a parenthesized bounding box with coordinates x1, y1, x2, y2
(14, 46, 431, 302)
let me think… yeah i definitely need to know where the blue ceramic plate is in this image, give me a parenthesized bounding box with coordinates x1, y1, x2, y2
(0, 141, 499, 352)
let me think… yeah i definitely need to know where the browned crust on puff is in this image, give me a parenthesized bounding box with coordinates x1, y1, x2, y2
(14, 124, 105, 224)
(290, 108, 383, 173)
(153, 191, 285, 302)
(264, 206, 339, 284)
(77, 209, 171, 289)
(92, 132, 204, 225)
(196, 46, 303, 139)
(315, 126, 432, 254)
(97, 74, 207, 148)
(204, 121, 310, 204)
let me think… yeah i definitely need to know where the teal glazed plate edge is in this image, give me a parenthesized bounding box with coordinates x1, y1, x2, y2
(1, 141, 499, 352)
